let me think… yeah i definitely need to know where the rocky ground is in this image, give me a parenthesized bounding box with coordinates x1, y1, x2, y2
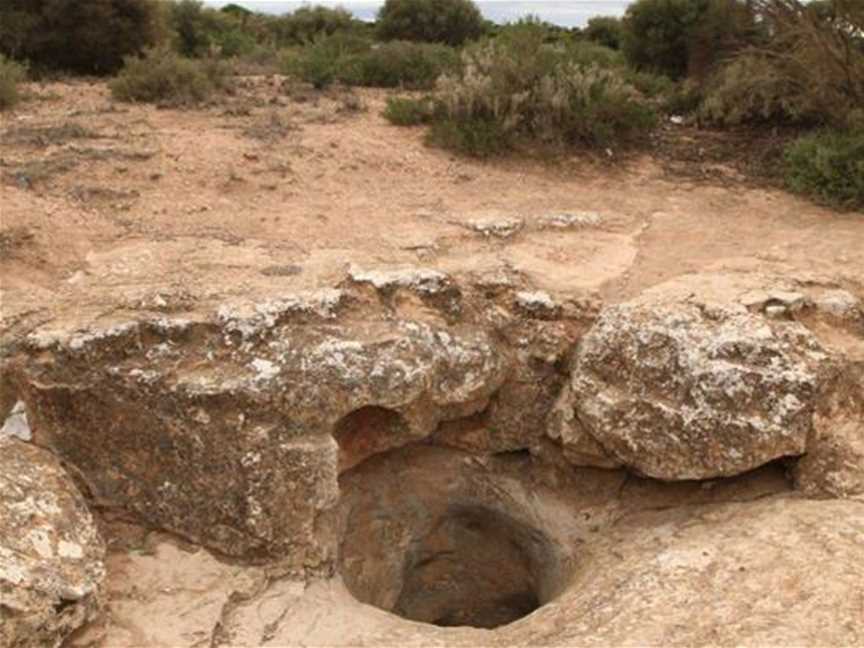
(1, 78, 863, 647)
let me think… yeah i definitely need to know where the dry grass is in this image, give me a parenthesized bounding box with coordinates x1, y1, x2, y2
(2, 121, 102, 147)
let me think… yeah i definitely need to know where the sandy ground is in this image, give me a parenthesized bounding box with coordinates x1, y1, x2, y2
(2, 77, 862, 344)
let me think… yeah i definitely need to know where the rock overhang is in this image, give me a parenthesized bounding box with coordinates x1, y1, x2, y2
(1, 270, 861, 566)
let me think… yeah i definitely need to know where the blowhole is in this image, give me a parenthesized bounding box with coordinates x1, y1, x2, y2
(393, 505, 545, 628)
(337, 446, 571, 630)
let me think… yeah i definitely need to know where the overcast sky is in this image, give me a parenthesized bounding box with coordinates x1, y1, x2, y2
(204, 1, 631, 27)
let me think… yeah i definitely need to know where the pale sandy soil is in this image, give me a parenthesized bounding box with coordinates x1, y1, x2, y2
(2, 77, 862, 344)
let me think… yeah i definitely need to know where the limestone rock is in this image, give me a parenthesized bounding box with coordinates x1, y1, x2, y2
(1, 400, 31, 441)
(539, 211, 602, 229)
(571, 294, 828, 479)
(347, 266, 452, 295)
(514, 290, 561, 319)
(794, 360, 864, 499)
(547, 383, 621, 469)
(17, 313, 508, 560)
(0, 439, 105, 648)
(813, 288, 862, 324)
(465, 216, 524, 238)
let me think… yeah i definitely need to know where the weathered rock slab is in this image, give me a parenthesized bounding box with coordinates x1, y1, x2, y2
(570, 285, 829, 479)
(795, 360, 864, 499)
(0, 439, 105, 648)
(16, 315, 508, 560)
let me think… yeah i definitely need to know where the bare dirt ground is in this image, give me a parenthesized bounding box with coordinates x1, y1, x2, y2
(2, 77, 862, 345)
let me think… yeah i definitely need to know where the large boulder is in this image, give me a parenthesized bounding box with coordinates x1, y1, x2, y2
(0, 438, 105, 648)
(16, 303, 508, 561)
(569, 278, 830, 479)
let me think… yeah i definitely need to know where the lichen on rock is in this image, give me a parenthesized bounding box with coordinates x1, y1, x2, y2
(0, 439, 105, 648)
(568, 279, 830, 479)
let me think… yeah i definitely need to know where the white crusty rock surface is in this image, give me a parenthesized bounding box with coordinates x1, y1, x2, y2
(569, 275, 832, 479)
(0, 439, 106, 648)
(16, 311, 509, 560)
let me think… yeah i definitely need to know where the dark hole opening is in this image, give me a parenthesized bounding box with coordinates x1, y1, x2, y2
(392, 506, 544, 629)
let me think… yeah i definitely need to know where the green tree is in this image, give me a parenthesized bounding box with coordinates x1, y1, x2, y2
(269, 5, 356, 46)
(621, 0, 753, 79)
(0, 0, 160, 75)
(621, 0, 706, 78)
(584, 16, 624, 50)
(169, 0, 257, 57)
(377, 0, 485, 46)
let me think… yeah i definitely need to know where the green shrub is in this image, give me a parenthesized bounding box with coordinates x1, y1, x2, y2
(624, 69, 675, 98)
(426, 118, 511, 157)
(566, 40, 626, 68)
(494, 14, 572, 46)
(282, 33, 371, 89)
(377, 0, 485, 46)
(0, 0, 161, 75)
(784, 130, 864, 208)
(429, 37, 657, 156)
(383, 96, 435, 125)
(0, 55, 26, 110)
(700, 53, 820, 126)
(584, 16, 624, 50)
(172, 0, 222, 56)
(286, 37, 459, 90)
(531, 63, 658, 147)
(702, 0, 864, 129)
(348, 42, 460, 89)
(495, 19, 624, 70)
(171, 0, 258, 57)
(661, 79, 703, 114)
(109, 48, 230, 106)
(231, 43, 282, 75)
(270, 5, 357, 46)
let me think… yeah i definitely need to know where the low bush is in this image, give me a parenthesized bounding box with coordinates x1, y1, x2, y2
(701, 0, 863, 129)
(700, 53, 818, 126)
(377, 0, 485, 46)
(231, 44, 282, 75)
(348, 42, 460, 89)
(109, 48, 231, 106)
(171, 0, 246, 57)
(566, 40, 626, 68)
(383, 96, 435, 126)
(661, 79, 703, 114)
(620, 68, 675, 99)
(426, 37, 657, 156)
(0, 55, 27, 110)
(784, 130, 864, 209)
(583, 16, 624, 49)
(282, 33, 371, 89)
(270, 5, 358, 46)
(286, 36, 459, 90)
(426, 118, 511, 157)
